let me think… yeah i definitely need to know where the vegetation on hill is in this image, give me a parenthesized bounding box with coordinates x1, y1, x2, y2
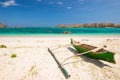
(57, 23, 120, 28)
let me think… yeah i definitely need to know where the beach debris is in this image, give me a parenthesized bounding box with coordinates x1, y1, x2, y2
(4, 53, 7, 56)
(0, 44, 7, 48)
(104, 45, 107, 48)
(48, 48, 70, 79)
(11, 53, 17, 58)
(82, 39, 89, 41)
(71, 39, 116, 63)
(29, 65, 38, 76)
(22, 65, 38, 80)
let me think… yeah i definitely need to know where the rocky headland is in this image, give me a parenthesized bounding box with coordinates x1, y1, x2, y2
(0, 23, 8, 28)
(57, 23, 120, 28)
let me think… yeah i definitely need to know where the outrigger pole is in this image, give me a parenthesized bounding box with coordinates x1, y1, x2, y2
(48, 48, 70, 79)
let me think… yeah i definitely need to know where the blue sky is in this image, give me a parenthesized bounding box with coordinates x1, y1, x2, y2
(0, 0, 120, 27)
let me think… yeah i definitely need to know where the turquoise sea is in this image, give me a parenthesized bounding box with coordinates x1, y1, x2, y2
(0, 27, 120, 36)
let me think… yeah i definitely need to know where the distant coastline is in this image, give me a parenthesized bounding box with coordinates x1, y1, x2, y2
(57, 23, 120, 28)
(1, 22, 120, 28)
(0, 23, 8, 28)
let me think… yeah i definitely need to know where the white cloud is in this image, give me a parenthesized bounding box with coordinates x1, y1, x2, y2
(67, 6, 72, 9)
(57, 2, 63, 5)
(0, 0, 18, 7)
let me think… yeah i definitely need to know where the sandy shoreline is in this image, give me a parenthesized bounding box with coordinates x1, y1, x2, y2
(0, 36, 120, 80)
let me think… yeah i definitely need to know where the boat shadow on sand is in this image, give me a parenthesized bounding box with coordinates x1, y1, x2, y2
(67, 47, 112, 68)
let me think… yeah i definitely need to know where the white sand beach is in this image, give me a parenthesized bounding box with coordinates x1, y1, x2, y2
(0, 36, 120, 80)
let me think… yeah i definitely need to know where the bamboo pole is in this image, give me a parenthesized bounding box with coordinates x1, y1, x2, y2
(48, 48, 70, 79)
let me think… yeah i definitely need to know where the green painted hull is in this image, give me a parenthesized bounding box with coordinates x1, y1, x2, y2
(71, 40, 116, 63)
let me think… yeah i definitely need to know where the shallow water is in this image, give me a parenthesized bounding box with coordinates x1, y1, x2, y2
(0, 27, 120, 36)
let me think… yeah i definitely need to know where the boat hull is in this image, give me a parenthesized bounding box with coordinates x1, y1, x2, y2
(71, 40, 116, 63)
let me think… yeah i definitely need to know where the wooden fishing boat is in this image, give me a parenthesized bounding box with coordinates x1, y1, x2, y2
(71, 39, 116, 63)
